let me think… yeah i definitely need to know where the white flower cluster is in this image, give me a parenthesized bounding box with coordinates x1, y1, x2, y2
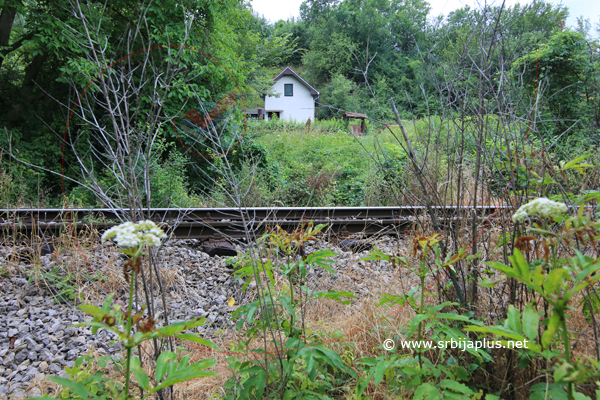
(512, 198, 568, 223)
(101, 220, 166, 248)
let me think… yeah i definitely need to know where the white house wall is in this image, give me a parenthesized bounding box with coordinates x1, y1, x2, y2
(264, 76, 315, 123)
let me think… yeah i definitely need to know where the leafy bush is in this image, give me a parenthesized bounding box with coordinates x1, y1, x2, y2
(355, 236, 487, 399)
(469, 197, 600, 400)
(331, 168, 365, 206)
(224, 224, 356, 399)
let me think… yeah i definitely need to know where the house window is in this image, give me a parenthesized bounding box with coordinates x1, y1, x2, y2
(284, 84, 293, 96)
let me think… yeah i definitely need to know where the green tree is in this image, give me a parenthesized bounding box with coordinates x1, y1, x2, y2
(302, 29, 358, 86)
(511, 30, 597, 141)
(273, 17, 309, 66)
(0, 0, 294, 206)
(299, 0, 431, 115)
(316, 74, 360, 118)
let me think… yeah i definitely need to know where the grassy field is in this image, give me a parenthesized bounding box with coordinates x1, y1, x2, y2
(237, 118, 413, 207)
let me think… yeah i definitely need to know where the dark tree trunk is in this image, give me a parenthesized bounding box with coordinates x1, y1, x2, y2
(6, 53, 48, 122)
(0, 5, 18, 69)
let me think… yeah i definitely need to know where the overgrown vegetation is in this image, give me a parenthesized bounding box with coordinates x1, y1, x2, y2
(2, 0, 600, 399)
(2, 0, 598, 208)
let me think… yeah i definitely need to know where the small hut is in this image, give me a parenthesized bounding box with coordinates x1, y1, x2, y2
(342, 112, 368, 135)
(246, 108, 264, 119)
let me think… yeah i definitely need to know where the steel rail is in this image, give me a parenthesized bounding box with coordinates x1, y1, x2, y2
(0, 206, 511, 240)
(0, 206, 508, 221)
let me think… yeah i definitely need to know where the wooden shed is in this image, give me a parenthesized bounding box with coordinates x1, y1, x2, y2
(342, 112, 368, 134)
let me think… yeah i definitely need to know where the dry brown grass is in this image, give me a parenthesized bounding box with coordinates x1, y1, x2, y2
(166, 237, 459, 399)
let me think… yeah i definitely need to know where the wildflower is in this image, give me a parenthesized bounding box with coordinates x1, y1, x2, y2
(512, 198, 568, 223)
(102, 220, 166, 248)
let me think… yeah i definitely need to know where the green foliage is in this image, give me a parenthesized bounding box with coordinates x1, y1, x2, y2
(300, 0, 431, 114)
(63, 134, 203, 208)
(316, 74, 360, 119)
(0, 149, 43, 207)
(51, 356, 120, 400)
(0, 0, 295, 207)
(184, 126, 282, 204)
(470, 196, 600, 400)
(225, 223, 356, 399)
(378, 142, 408, 188)
(511, 30, 598, 145)
(147, 140, 203, 208)
(4, 0, 598, 209)
(303, 30, 358, 87)
(34, 267, 82, 304)
(331, 168, 365, 206)
(244, 121, 422, 206)
(356, 236, 486, 399)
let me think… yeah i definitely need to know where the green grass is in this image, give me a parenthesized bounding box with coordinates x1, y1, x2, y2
(242, 119, 413, 206)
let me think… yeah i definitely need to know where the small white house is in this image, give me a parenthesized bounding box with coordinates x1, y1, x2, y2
(264, 67, 319, 123)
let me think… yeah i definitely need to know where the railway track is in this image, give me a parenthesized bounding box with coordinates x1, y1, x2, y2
(0, 206, 509, 240)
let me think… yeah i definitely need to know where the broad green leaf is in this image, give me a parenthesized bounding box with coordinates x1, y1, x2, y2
(440, 379, 475, 394)
(485, 261, 516, 277)
(479, 277, 505, 287)
(465, 326, 530, 343)
(523, 303, 539, 341)
(507, 305, 522, 334)
(575, 260, 600, 285)
(312, 290, 356, 305)
(553, 362, 573, 383)
(355, 373, 373, 398)
(47, 376, 98, 399)
(543, 268, 568, 294)
(77, 304, 104, 316)
(150, 369, 217, 392)
(155, 351, 176, 382)
(510, 249, 531, 281)
(429, 302, 454, 314)
(530, 383, 568, 400)
(413, 382, 440, 400)
(519, 352, 532, 369)
(157, 321, 187, 336)
(177, 355, 191, 372)
(408, 314, 433, 336)
(562, 154, 593, 170)
(237, 368, 266, 399)
(373, 359, 390, 388)
(537, 177, 558, 185)
(130, 357, 150, 390)
(533, 266, 545, 290)
(378, 293, 406, 307)
(434, 313, 474, 322)
(176, 333, 219, 350)
(279, 296, 296, 318)
(542, 312, 561, 349)
(305, 352, 315, 381)
(317, 346, 346, 370)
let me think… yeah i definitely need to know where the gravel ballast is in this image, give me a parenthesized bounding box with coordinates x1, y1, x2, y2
(0, 236, 408, 399)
